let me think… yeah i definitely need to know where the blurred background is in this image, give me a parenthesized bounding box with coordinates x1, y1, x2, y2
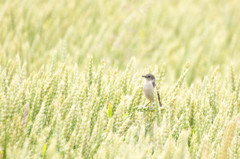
(0, 0, 240, 83)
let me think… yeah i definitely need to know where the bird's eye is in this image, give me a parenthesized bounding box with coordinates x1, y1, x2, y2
(148, 76, 150, 78)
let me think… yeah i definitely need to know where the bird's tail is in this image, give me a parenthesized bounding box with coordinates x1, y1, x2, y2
(157, 90, 162, 107)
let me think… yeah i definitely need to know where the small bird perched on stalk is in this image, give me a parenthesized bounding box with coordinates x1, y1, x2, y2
(142, 74, 162, 107)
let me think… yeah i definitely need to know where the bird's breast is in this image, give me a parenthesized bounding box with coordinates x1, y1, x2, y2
(143, 81, 154, 102)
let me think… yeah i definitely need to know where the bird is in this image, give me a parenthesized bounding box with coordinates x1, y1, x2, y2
(142, 74, 162, 107)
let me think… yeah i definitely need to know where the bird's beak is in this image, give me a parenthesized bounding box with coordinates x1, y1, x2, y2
(142, 75, 147, 78)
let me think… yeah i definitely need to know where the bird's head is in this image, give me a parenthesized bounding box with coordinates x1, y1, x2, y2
(142, 74, 155, 81)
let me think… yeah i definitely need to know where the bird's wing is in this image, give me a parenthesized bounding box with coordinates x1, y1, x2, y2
(152, 81, 156, 87)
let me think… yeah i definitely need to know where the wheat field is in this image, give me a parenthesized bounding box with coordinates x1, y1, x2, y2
(0, 0, 240, 158)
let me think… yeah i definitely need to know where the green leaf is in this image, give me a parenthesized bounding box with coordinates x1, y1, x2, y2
(42, 144, 47, 158)
(108, 102, 112, 118)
